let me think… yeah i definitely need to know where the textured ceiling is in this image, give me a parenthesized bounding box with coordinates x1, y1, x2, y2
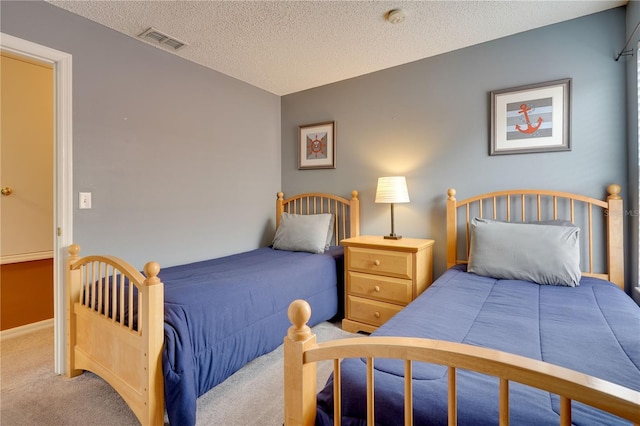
(46, 0, 627, 96)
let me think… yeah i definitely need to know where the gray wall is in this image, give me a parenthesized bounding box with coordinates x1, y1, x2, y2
(282, 8, 630, 285)
(626, 0, 640, 303)
(1, 1, 282, 269)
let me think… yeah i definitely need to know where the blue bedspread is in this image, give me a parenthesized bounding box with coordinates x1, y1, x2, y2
(161, 246, 342, 425)
(317, 265, 640, 425)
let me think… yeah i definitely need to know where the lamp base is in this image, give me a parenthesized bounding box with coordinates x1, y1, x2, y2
(384, 234, 402, 240)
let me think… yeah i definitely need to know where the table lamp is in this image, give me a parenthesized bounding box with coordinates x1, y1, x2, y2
(375, 176, 410, 239)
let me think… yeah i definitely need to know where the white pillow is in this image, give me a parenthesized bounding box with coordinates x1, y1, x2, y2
(272, 213, 333, 254)
(468, 217, 581, 287)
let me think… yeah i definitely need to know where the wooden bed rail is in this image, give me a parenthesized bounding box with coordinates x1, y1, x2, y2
(284, 300, 640, 426)
(66, 244, 164, 426)
(445, 185, 625, 291)
(277, 190, 360, 243)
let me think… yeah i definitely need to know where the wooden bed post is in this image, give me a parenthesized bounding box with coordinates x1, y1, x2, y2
(140, 261, 165, 426)
(349, 190, 360, 237)
(66, 244, 83, 377)
(446, 188, 457, 269)
(605, 184, 624, 291)
(276, 192, 285, 229)
(284, 300, 317, 426)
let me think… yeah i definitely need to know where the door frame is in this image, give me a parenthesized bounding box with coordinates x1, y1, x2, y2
(1, 33, 73, 374)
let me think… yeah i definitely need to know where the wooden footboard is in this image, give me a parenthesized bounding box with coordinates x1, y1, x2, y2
(66, 244, 164, 426)
(283, 300, 640, 426)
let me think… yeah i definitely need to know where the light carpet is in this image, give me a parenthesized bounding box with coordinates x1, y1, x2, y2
(0, 321, 355, 425)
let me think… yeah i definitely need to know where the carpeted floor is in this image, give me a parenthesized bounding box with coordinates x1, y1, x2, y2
(0, 321, 355, 425)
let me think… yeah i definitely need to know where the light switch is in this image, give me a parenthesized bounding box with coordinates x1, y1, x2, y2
(79, 192, 92, 209)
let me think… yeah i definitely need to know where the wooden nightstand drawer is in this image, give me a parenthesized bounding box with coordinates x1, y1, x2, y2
(347, 271, 412, 304)
(347, 247, 412, 279)
(347, 295, 403, 327)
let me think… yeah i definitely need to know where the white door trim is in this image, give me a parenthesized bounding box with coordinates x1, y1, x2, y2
(1, 33, 73, 375)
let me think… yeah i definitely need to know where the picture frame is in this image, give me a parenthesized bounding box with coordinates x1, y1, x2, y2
(490, 78, 571, 156)
(298, 121, 335, 169)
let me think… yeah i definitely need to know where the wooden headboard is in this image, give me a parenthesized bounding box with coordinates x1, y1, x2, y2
(445, 184, 624, 290)
(276, 191, 360, 245)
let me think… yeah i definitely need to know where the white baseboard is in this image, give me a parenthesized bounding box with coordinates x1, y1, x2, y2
(1, 318, 54, 341)
(634, 287, 640, 306)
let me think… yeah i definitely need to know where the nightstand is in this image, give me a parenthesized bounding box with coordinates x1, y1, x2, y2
(341, 235, 435, 333)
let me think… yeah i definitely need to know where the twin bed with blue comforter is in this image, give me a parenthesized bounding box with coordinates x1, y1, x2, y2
(162, 246, 344, 425)
(315, 265, 639, 425)
(283, 185, 640, 426)
(65, 191, 359, 425)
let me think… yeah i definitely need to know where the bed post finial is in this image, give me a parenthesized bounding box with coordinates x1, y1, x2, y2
(351, 190, 359, 200)
(277, 191, 284, 200)
(287, 299, 312, 341)
(67, 244, 80, 260)
(447, 188, 456, 200)
(607, 184, 622, 200)
(143, 261, 161, 285)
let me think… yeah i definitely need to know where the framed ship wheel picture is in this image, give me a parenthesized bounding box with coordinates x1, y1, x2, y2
(298, 121, 335, 169)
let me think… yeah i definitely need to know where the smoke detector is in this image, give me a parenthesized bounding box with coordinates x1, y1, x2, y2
(138, 27, 188, 51)
(387, 9, 406, 24)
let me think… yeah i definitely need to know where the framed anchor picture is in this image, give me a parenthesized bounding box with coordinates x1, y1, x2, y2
(490, 78, 571, 155)
(298, 121, 336, 169)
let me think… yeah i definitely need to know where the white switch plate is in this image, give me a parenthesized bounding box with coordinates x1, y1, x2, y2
(79, 192, 92, 209)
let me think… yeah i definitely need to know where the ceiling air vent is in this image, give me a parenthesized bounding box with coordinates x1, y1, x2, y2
(138, 27, 187, 51)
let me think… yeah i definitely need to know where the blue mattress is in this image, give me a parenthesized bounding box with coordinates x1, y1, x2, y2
(161, 246, 343, 425)
(317, 265, 640, 425)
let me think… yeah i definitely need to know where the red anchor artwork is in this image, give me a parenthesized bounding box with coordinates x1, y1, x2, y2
(516, 103, 543, 134)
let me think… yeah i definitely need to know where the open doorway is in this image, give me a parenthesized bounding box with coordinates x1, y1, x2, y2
(0, 33, 73, 375)
(1, 51, 55, 331)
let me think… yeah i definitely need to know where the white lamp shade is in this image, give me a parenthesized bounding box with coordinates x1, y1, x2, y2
(375, 176, 410, 204)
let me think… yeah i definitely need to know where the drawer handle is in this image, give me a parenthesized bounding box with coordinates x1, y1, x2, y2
(374, 311, 381, 319)
(373, 259, 380, 266)
(374, 285, 381, 292)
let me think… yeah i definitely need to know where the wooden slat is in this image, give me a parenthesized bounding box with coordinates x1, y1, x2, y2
(367, 357, 374, 425)
(128, 275, 134, 331)
(588, 203, 593, 274)
(404, 360, 413, 426)
(492, 197, 497, 220)
(560, 396, 571, 426)
(91, 262, 97, 313)
(334, 359, 342, 426)
(119, 273, 125, 326)
(448, 367, 456, 426)
(465, 204, 470, 256)
(500, 378, 509, 426)
(570, 199, 575, 223)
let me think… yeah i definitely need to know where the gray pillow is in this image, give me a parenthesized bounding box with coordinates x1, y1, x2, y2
(272, 213, 333, 254)
(468, 217, 581, 287)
